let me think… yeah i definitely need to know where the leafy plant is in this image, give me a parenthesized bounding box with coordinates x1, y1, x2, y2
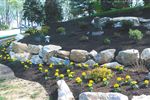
(40, 25, 50, 35)
(129, 29, 143, 41)
(56, 27, 66, 33)
(25, 28, 39, 35)
(122, 20, 133, 29)
(103, 38, 111, 45)
(86, 67, 113, 82)
(0, 23, 9, 30)
(80, 35, 89, 42)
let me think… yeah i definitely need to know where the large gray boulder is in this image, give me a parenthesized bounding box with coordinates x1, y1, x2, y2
(83, 59, 96, 67)
(57, 80, 75, 100)
(132, 95, 150, 100)
(28, 44, 43, 54)
(9, 51, 31, 62)
(47, 56, 65, 65)
(39, 45, 62, 62)
(11, 41, 28, 53)
(116, 49, 139, 65)
(30, 55, 43, 64)
(70, 49, 89, 63)
(141, 48, 150, 64)
(0, 64, 15, 80)
(143, 22, 150, 30)
(56, 50, 70, 59)
(79, 92, 128, 100)
(94, 49, 116, 64)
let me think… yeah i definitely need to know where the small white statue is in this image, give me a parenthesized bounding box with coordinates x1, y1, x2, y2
(45, 35, 50, 43)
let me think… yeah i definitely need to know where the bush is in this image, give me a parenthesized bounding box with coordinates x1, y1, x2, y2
(78, 22, 88, 30)
(40, 25, 50, 35)
(79, 35, 89, 42)
(121, 20, 134, 29)
(0, 23, 9, 30)
(25, 28, 39, 35)
(86, 67, 113, 82)
(56, 27, 65, 33)
(129, 29, 143, 41)
(103, 38, 111, 45)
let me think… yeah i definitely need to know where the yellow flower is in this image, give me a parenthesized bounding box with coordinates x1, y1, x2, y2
(103, 78, 107, 81)
(94, 63, 99, 67)
(88, 83, 93, 87)
(117, 77, 122, 82)
(67, 69, 71, 73)
(119, 66, 124, 70)
(82, 72, 86, 77)
(49, 63, 54, 68)
(83, 64, 89, 68)
(55, 72, 59, 77)
(103, 64, 107, 68)
(68, 74, 73, 78)
(114, 83, 119, 88)
(70, 62, 74, 65)
(125, 75, 131, 80)
(144, 80, 149, 85)
(56, 69, 59, 72)
(75, 77, 82, 84)
(89, 80, 94, 84)
(70, 72, 75, 75)
(77, 63, 82, 67)
(38, 67, 43, 71)
(44, 69, 49, 73)
(59, 62, 62, 65)
(131, 81, 137, 85)
(59, 74, 64, 79)
(115, 66, 119, 69)
(21, 62, 24, 64)
(39, 64, 43, 67)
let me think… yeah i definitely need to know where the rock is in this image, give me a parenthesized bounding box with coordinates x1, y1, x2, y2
(91, 17, 110, 30)
(141, 48, 150, 64)
(100, 62, 122, 69)
(94, 49, 116, 64)
(91, 31, 104, 36)
(39, 45, 62, 62)
(0, 78, 49, 100)
(9, 51, 31, 62)
(11, 41, 28, 53)
(30, 55, 43, 64)
(132, 95, 150, 100)
(56, 50, 70, 59)
(47, 57, 65, 65)
(143, 22, 150, 30)
(0, 64, 15, 80)
(15, 34, 24, 41)
(114, 22, 122, 28)
(70, 49, 89, 63)
(79, 92, 128, 100)
(57, 80, 75, 100)
(111, 17, 140, 26)
(80, 35, 89, 42)
(116, 49, 139, 65)
(146, 72, 150, 80)
(145, 31, 150, 35)
(89, 50, 98, 58)
(28, 44, 43, 54)
(83, 59, 96, 67)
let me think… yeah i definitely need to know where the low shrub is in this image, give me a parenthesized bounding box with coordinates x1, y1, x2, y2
(40, 25, 50, 35)
(79, 35, 89, 42)
(56, 27, 65, 33)
(129, 29, 143, 41)
(25, 28, 39, 35)
(86, 67, 113, 82)
(103, 38, 111, 45)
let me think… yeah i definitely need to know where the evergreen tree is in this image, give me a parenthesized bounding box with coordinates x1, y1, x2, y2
(23, 0, 44, 25)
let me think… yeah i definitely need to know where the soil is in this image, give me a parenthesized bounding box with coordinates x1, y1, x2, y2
(0, 59, 150, 100)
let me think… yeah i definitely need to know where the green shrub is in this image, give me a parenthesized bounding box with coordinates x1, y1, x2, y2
(86, 67, 113, 82)
(0, 23, 9, 30)
(78, 22, 88, 30)
(103, 38, 111, 45)
(40, 25, 50, 35)
(122, 20, 134, 29)
(25, 28, 39, 35)
(80, 35, 89, 42)
(56, 27, 65, 33)
(129, 29, 143, 41)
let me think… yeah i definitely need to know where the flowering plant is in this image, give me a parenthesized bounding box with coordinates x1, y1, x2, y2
(102, 78, 109, 86)
(130, 81, 139, 89)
